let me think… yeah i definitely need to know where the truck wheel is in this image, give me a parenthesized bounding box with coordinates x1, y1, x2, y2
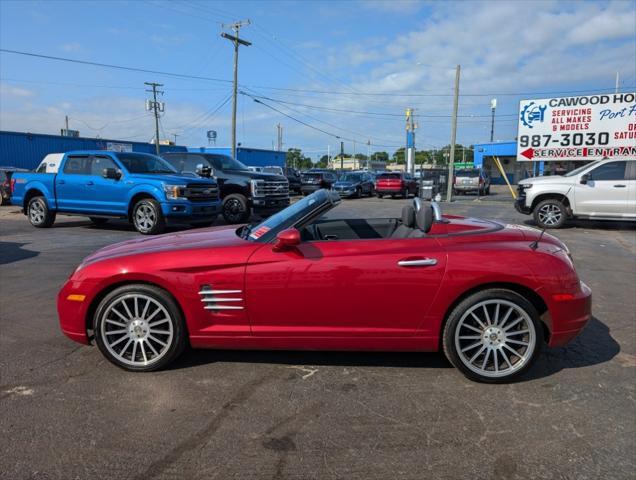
(89, 217, 109, 225)
(132, 198, 165, 235)
(27, 196, 56, 228)
(533, 199, 566, 229)
(485, 186, 491, 195)
(222, 194, 250, 224)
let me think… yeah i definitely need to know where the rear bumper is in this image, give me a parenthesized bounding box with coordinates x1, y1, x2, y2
(547, 282, 592, 347)
(454, 184, 481, 192)
(376, 187, 404, 195)
(161, 200, 221, 223)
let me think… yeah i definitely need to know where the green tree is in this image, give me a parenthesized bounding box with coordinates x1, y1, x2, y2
(286, 148, 313, 170)
(370, 151, 389, 163)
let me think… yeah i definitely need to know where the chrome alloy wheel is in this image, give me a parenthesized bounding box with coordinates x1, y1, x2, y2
(134, 203, 157, 232)
(29, 198, 46, 224)
(454, 299, 536, 379)
(100, 293, 174, 367)
(537, 203, 562, 226)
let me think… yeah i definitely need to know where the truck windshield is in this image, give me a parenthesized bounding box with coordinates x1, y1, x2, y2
(203, 154, 249, 171)
(117, 153, 177, 174)
(564, 161, 599, 177)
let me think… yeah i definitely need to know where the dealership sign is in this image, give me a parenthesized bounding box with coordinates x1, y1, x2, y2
(516, 92, 636, 161)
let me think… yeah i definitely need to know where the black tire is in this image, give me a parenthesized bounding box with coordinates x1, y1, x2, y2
(355, 187, 361, 198)
(132, 198, 165, 235)
(89, 217, 109, 225)
(402, 188, 408, 199)
(478, 187, 484, 196)
(453, 189, 459, 196)
(222, 193, 250, 224)
(93, 284, 187, 372)
(190, 217, 216, 228)
(533, 198, 567, 229)
(376, 193, 383, 198)
(442, 289, 542, 383)
(485, 186, 491, 195)
(27, 196, 56, 228)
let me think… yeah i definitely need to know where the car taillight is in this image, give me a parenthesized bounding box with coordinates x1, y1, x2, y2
(10, 178, 16, 193)
(453, 177, 457, 185)
(479, 177, 484, 184)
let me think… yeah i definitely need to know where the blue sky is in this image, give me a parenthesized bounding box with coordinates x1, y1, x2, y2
(1, 0, 635, 160)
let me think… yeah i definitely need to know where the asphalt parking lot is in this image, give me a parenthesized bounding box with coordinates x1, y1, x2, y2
(1, 196, 635, 480)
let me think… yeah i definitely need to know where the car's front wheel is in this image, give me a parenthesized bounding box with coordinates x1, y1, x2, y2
(443, 289, 541, 383)
(132, 198, 165, 235)
(222, 193, 250, 224)
(533, 199, 567, 229)
(94, 284, 187, 372)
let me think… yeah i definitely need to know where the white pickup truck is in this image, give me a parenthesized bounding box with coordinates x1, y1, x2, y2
(514, 158, 636, 228)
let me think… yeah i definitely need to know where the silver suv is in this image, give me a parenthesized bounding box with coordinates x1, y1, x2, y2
(453, 168, 491, 196)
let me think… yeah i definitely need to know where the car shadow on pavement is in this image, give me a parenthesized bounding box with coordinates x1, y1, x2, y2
(171, 348, 452, 372)
(523, 219, 636, 231)
(521, 316, 620, 381)
(0, 241, 39, 265)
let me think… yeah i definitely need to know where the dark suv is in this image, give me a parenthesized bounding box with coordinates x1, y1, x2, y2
(283, 167, 302, 194)
(162, 152, 290, 224)
(300, 170, 338, 196)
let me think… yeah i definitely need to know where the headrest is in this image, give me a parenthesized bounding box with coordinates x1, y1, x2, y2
(401, 205, 415, 227)
(415, 204, 433, 233)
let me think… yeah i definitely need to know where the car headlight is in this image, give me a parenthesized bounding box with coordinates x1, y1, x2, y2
(164, 184, 186, 200)
(519, 183, 532, 189)
(251, 179, 264, 196)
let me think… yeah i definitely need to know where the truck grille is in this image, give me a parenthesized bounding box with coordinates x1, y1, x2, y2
(253, 180, 289, 198)
(185, 183, 219, 202)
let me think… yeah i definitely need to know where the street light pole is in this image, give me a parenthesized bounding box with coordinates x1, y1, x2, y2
(490, 98, 497, 143)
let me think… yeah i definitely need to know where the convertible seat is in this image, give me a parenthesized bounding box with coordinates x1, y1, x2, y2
(408, 204, 433, 238)
(390, 205, 415, 238)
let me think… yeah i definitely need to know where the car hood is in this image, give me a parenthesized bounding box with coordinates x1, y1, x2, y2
(127, 173, 217, 185)
(518, 175, 575, 186)
(81, 225, 247, 266)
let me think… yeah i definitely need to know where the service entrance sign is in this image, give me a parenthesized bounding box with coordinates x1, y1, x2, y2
(516, 92, 636, 161)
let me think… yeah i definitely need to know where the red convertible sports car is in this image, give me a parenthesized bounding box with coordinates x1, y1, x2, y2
(58, 189, 591, 382)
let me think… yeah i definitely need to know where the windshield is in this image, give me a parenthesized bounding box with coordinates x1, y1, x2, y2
(456, 169, 479, 177)
(263, 167, 283, 174)
(564, 161, 599, 177)
(378, 173, 401, 179)
(117, 153, 177, 174)
(242, 189, 338, 242)
(205, 154, 249, 171)
(341, 174, 362, 182)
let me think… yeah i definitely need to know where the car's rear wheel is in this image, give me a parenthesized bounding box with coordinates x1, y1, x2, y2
(222, 193, 250, 224)
(534, 199, 567, 229)
(443, 289, 541, 383)
(94, 284, 187, 372)
(27, 196, 56, 228)
(485, 186, 491, 195)
(89, 217, 109, 225)
(132, 198, 165, 235)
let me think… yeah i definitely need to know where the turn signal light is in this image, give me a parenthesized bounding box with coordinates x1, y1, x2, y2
(67, 294, 86, 302)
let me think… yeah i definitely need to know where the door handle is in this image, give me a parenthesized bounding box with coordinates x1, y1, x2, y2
(613, 184, 626, 188)
(86, 181, 94, 186)
(398, 258, 437, 267)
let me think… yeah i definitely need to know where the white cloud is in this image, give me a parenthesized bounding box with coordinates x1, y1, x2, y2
(60, 42, 82, 53)
(0, 83, 35, 98)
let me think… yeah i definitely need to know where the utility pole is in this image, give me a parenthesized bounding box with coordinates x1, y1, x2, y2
(276, 123, 282, 151)
(367, 140, 371, 169)
(221, 20, 251, 160)
(340, 141, 344, 170)
(172, 133, 179, 145)
(65, 115, 69, 131)
(446, 65, 461, 202)
(405, 108, 417, 176)
(145, 82, 164, 155)
(490, 98, 497, 143)
(327, 144, 330, 168)
(353, 140, 356, 170)
(615, 72, 620, 93)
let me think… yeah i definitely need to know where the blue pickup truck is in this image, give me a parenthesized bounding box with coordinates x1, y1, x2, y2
(11, 150, 221, 235)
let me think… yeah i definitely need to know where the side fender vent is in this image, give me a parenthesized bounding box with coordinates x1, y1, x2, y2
(199, 285, 244, 310)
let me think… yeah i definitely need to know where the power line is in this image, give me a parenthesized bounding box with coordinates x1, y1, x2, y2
(2, 49, 630, 98)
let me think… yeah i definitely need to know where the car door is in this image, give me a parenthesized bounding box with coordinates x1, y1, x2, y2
(85, 155, 128, 214)
(245, 236, 447, 337)
(575, 161, 629, 216)
(56, 155, 93, 212)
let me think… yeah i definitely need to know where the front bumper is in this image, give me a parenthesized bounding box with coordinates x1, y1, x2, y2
(160, 200, 221, 223)
(546, 282, 592, 347)
(334, 189, 357, 198)
(251, 196, 290, 213)
(514, 197, 532, 215)
(57, 279, 94, 345)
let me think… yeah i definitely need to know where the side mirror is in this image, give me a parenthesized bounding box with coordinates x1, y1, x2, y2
(580, 173, 590, 185)
(196, 163, 212, 177)
(273, 228, 300, 252)
(103, 168, 121, 180)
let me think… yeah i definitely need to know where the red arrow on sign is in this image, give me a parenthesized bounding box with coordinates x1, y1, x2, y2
(520, 148, 534, 159)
